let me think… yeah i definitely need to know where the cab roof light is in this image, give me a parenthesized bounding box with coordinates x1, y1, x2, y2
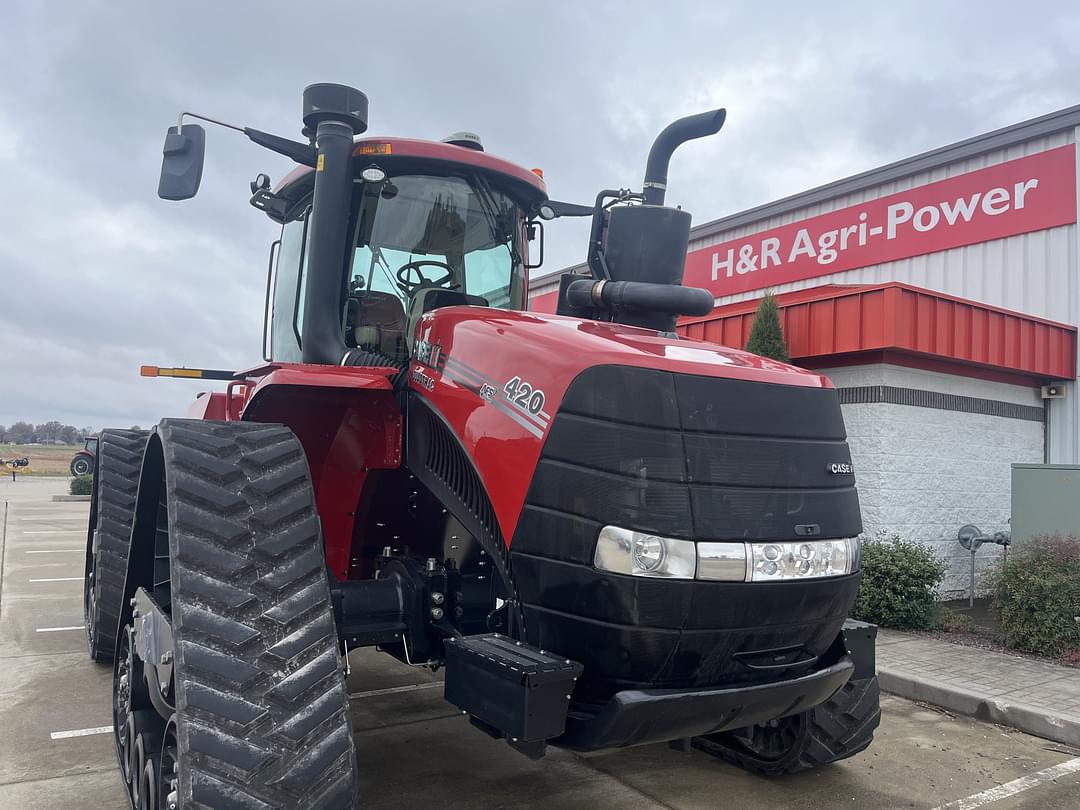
(356, 142, 392, 155)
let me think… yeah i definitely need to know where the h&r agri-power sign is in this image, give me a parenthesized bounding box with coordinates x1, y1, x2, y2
(683, 145, 1077, 297)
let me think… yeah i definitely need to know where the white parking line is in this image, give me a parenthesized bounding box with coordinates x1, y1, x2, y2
(23, 530, 84, 535)
(347, 682, 442, 700)
(25, 549, 81, 554)
(28, 577, 82, 582)
(50, 725, 113, 740)
(932, 756, 1080, 809)
(36, 625, 84, 633)
(12, 507, 88, 514)
(17, 515, 86, 521)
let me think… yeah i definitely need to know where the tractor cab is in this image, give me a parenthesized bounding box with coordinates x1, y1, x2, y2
(155, 84, 548, 368)
(263, 142, 547, 365)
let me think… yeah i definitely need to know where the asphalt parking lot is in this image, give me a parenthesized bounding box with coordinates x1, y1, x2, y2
(2, 477, 1078, 809)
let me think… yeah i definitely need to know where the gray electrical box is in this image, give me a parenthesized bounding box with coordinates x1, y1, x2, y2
(1011, 463, 1080, 545)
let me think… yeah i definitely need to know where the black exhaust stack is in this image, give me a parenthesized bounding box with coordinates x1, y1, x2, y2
(565, 109, 726, 333)
(300, 83, 369, 365)
(642, 109, 726, 206)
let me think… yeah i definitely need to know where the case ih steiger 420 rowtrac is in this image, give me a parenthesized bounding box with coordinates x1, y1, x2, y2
(84, 83, 880, 809)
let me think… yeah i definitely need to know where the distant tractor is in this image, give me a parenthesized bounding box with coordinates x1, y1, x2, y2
(84, 84, 879, 809)
(70, 436, 97, 476)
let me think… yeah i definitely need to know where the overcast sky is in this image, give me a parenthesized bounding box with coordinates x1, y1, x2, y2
(1, 1, 1078, 431)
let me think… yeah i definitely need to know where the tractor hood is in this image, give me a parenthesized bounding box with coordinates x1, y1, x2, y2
(407, 306, 835, 542)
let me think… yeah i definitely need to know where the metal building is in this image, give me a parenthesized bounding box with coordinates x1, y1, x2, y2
(530, 105, 1080, 595)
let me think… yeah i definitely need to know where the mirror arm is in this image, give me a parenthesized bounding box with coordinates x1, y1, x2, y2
(536, 199, 594, 220)
(177, 111, 317, 167)
(177, 110, 245, 134)
(243, 128, 317, 167)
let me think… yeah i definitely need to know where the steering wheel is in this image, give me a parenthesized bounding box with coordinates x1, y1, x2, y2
(395, 260, 457, 295)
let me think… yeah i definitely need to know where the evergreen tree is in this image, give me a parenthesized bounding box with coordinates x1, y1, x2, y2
(744, 292, 790, 362)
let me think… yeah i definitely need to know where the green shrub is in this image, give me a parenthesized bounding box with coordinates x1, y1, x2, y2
(937, 608, 977, 634)
(744, 292, 790, 362)
(70, 474, 93, 496)
(993, 535, 1080, 657)
(852, 532, 947, 630)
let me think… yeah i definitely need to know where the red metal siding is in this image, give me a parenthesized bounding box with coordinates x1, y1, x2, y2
(678, 282, 1077, 383)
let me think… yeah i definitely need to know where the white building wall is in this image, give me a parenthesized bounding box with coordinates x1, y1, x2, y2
(821, 364, 1044, 598)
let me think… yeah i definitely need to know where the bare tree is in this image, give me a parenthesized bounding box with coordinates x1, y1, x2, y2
(8, 422, 34, 443)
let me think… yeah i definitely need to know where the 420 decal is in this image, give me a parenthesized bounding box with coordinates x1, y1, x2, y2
(503, 376, 546, 415)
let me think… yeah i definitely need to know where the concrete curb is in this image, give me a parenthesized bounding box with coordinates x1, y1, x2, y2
(51, 495, 90, 502)
(879, 667, 1080, 748)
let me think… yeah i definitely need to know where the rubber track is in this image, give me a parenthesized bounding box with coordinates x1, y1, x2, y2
(159, 419, 358, 809)
(85, 429, 149, 662)
(693, 675, 881, 774)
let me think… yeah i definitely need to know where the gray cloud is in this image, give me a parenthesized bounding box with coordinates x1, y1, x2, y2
(1, 1, 1077, 428)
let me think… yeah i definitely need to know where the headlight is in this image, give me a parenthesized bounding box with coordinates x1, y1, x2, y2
(746, 538, 857, 581)
(593, 526, 696, 579)
(597, 527, 859, 582)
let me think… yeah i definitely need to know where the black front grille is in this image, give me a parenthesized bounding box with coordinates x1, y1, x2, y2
(509, 365, 863, 696)
(512, 365, 862, 564)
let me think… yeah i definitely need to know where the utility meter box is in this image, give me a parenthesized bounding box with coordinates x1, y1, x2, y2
(1011, 463, 1080, 545)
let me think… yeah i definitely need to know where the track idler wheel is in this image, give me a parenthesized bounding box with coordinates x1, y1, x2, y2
(132, 720, 163, 810)
(114, 625, 152, 787)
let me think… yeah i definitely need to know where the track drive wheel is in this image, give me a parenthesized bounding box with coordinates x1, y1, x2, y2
(85, 429, 150, 663)
(114, 420, 358, 809)
(693, 675, 881, 774)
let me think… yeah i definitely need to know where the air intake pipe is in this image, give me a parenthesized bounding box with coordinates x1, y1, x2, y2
(642, 109, 726, 206)
(299, 83, 370, 365)
(565, 279, 714, 317)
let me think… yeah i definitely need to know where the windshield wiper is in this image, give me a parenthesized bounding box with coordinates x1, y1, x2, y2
(368, 244, 398, 292)
(473, 174, 523, 267)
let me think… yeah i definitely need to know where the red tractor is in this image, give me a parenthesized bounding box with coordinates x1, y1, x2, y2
(70, 435, 97, 476)
(84, 84, 879, 809)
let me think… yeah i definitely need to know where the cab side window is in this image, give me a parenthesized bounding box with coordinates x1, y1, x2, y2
(269, 210, 309, 363)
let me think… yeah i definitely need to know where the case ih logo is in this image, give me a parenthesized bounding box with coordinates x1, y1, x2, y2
(684, 145, 1077, 297)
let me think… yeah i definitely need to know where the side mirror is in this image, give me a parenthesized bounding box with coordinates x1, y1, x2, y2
(158, 123, 206, 200)
(525, 220, 544, 269)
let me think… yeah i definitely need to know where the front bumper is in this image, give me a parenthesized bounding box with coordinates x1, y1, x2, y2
(556, 651, 854, 752)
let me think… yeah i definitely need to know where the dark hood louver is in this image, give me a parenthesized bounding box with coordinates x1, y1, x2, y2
(411, 401, 498, 541)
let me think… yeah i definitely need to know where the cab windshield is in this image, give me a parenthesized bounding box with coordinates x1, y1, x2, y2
(349, 173, 523, 310)
(284, 171, 527, 365)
